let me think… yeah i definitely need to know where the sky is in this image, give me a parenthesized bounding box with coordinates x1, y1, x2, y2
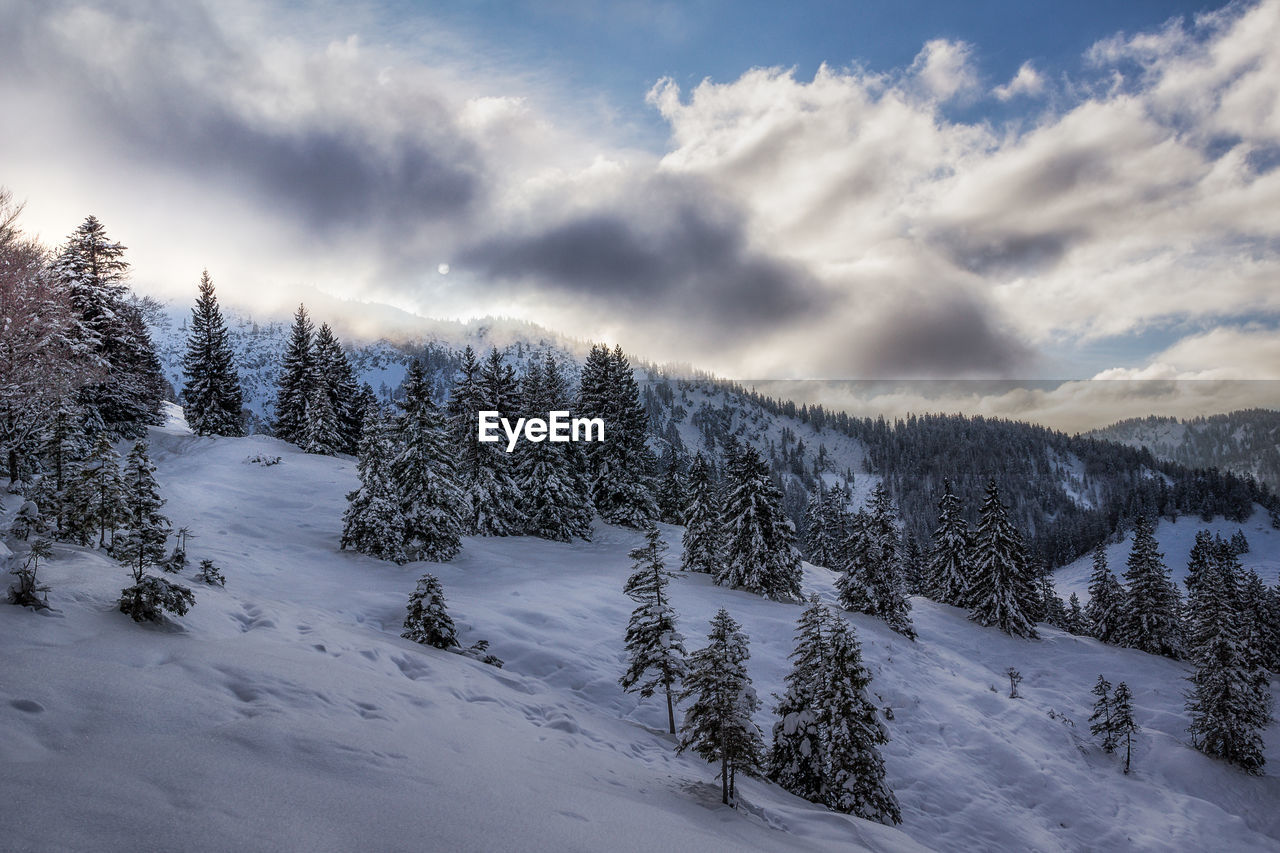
(3, 0, 1280, 409)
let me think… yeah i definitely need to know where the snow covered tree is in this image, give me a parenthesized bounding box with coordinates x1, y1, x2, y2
(656, 448, 686, 525)
(401, 573, 459, 650)
(516, 354, 591, 542)
(1184, 530, 1216, 600)
(768, 596, 830, 804)
(1115, 516, 1182, 658)
(821, 611, 900, 823)
(836, 485, 915, 638)
(448, 346, 523, 536)
(30, 401, 90, 533)
(901, 535, 927, 598)
(967, 480, 1037, 638)
(8, 538, 52, 609)
(1065, 593, 1086, 636)
(925, 479, 970, 605)
(66, 433, 123, 548)
(340, 412, 407, 564)
(1036, 565, 1068, 628)
(1185, 538, 1271, 773)
(803, 486, 838, 570)
(303, 384, 342, 456)
(114, 441, 171, 580)
(719, 445, 803, 602)
(114, 442, 193, 622)
(1111, 682, 1139, 774)
(393, 375, 464, 562)
(1230, 529, 1250, 556)
(681, 452, 721, 574)
(578, 344, 657, 527)
(53, 216, 165, 439)
(678, 608, 765, 806)
(180, 270, 244, 437)
(273, 304, 315, 445)
(1085, 542, 1125, 644)
(1089, 675, 1117, 754)
(619, 525, 687, 734)
(195, 559, 225, 586)
(313, 323, 361, 453)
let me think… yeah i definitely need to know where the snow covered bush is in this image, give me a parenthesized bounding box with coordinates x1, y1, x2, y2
(118, 575, 196, 622)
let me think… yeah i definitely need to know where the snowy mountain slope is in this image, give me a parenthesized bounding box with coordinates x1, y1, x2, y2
(3, 412, 1279, 851)
(1088, 410, 1280, 492)
(1055, 508, 1280, 602)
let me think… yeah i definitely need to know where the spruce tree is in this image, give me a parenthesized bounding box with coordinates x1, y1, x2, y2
(1085, 542, 1125, 644)
(448, 346, 523, 536)
(195, 559, 226, 586)
(1066, 593, 1086, 636)
(821, 611, 901, 823)
(401, 573, 459, 649)
(681, 452, 722, 574)
(926, 479, 970, 605)
(67, 433, 124, 548)
(656, 448, 686, 525)
(768, 596, 830, 804)
(302, 384, 342, 456)
(180, 270, 244, 437)
(836, 485, 915, 638)
(115, 442, 193, 622)
(273, 304, 315, 444)
(619, 525, 687, 734)
(967, 480, 1037, 638)
(678, 608, 765, 807)
(341, 412, 408, 564)
(579, 344, 657, 527)
(1089, 675, 1117, 753)
(720, 445, 803, 602)
(312, 323, 361, 454)
(803, 487, 837, 569)
(1185, 539, 1271, 773)
(54, 216, 165, 438)
(1112, 682, 1139, 774)
(516, 354, 590, 542)
(393, 374, 465, 562)
(1115, 516, 1182, 658)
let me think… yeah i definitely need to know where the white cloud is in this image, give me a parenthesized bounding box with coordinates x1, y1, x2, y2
(992, 62, 1045, 101)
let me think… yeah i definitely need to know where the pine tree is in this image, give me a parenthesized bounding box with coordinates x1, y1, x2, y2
(1089, 675, 1117, 753)
(516, 354, 590, 542)
(393, 373, 464, 562)
(656, 448, 686, 525)
(67, 433, 124, 548)
(681, 452, 722, 574)
(926, 479, 970, 605)
(579, 344, 657, 527)
(967, 480, 1037, 638)
(768, 596, 830, 804)
(720, 445, 803, 602)
(341, 412, 408, 564)
(836, 485, 914, 638)
(195, 559, 226, 586)
(54, 216, 165, 438)
(273, 304, 315, 444)
(803, 487, 836, 569)
(180, 270, 244, 437)
(1065, 592, 1086, 635)
(448, 347, 523, 536)
(820, 611, 901, 823)
(8, 538, 52, 609)
(313, 323, 361, 453)
(401, 573, 459, 649)
(1185, 538, 1271, 773)
(678, 609, 765, 807)
(619, 525, 687, 734)
(1111, 682, 1139, 774)
(1115, 516, 1182, 658)
(32, 400, 89, 533)
(115, 442, 193, 622)
(302, 384, 342, 456)
(1184, 530, 1216, 600)
(1085, 542, 1125, 643)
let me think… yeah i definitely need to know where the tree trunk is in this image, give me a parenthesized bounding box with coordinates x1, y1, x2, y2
(1124, 733, 1131, 774)
(665, 683, 676, 735)
(8, 447, 19, 487)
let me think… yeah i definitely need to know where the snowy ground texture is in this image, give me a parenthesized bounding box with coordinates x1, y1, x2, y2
(2, 409, 1278, 852)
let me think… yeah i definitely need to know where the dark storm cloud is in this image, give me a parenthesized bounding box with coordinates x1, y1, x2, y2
(938, 228, 1083, 276)
(458, 180, 829, 332)
(0, 0, 482, 234)
(853, 290, 1035, 377)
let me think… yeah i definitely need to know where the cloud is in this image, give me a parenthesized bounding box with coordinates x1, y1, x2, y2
(1094, 325, 1280, 379)
(3, 0, 1280, 388)
(992, 62, 1045, 101)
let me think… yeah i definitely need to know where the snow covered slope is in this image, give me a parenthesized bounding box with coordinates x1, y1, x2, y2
(3, 414, 1279, 852)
